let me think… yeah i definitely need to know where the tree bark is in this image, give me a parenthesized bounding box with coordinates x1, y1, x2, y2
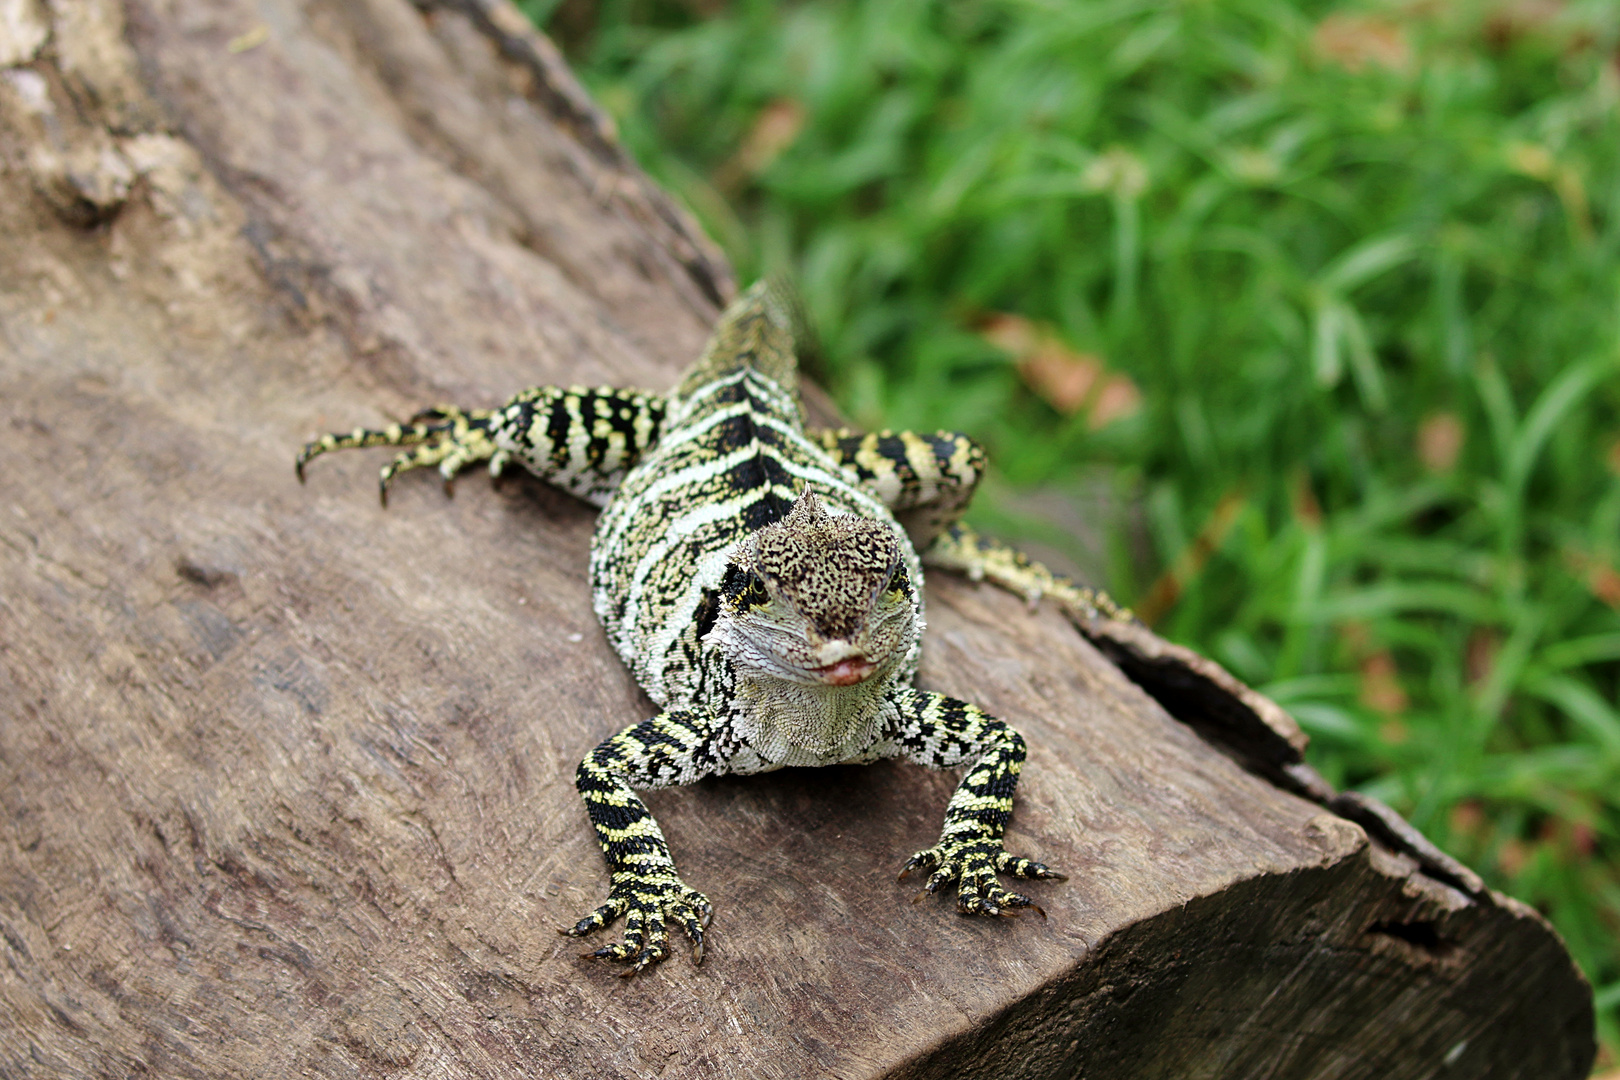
(0, 1, 1595, 1077)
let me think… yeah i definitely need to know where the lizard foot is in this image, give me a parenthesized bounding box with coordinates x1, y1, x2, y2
(560, 875, 713, 976)
(295, 404, 501, 506)
(900, 840, 1064, 918)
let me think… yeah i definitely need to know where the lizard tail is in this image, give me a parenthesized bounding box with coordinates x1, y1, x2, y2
(669, 277, 809, 401)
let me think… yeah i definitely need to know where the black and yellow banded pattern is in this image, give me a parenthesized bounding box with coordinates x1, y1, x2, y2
(297, 279, 1127, 974)
(569, 711, 718, 971)
(889, 688, 1064, 915)
(296, 387, 664, 507)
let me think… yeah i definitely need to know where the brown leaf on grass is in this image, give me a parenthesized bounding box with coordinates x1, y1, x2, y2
(1313, 14, 1411, 71)
(1292, 470, 1323, 529)
(1359, 649, 1410, 718)
(1134, 488, 1247, 626)
(1378, 716, 1410, 745)
(1088, 375, 1142, 430)
(1417, 412, 1465, 472)
(1541, 816, 1597, 857)
(1466, 627, 1500, 687)
(979, 311, 1040, 355)
(1589, 565, 1620, 609)
(1496, 838, 1528, 877)
(714, 98, 805, 192)
(1564, 548, 1620, 610)
(979, 312, 1141, 427)
(1483, 0, 1570, 50)
(1021, 343, 1102, 414)
(1340, 621, 1408, 732)
(1449, 800, 1485, 839)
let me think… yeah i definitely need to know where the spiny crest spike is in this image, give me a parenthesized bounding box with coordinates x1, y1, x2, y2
(786, 485, 828, 526)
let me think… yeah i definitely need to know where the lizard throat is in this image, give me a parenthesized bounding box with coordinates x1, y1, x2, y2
(733, 670, 892, 765)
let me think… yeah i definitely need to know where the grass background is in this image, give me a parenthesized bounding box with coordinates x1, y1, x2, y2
(523, 0, 1620, 1062)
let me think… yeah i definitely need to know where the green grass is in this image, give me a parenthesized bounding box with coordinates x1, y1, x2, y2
(527, 0, 1620, 1062)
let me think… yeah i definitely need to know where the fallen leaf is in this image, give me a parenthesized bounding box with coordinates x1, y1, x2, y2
(1417, 412, 1465, 472)
(979, 312, 1040, 356)
(1088, 375, 1141, 430)
(1496, 838, 1528, 877)
(978, 312, 1140, 426)
(1134, 488, 1246, 626)
(1564, 548, 1620, 610)
(1466, 627, 1499, 687)
(1483, 0, 1569, 50)
(1359, 649, 1410, 717)
(1021, 344, 1102, 415)
(1449, 800, 1485, 839)
(1292, 470, 1322, 529)
(1590, 565, 1620, 609)
(714, 98, 805, 192)
(1313, 14, 1410, 72)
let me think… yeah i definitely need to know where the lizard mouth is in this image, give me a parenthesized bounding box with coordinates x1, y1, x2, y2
(812, 657, 879, 686)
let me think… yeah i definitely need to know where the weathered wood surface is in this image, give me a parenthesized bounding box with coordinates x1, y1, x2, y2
(0, 1, 1595, 1077)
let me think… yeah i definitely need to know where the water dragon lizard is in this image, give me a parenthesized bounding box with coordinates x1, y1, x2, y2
(296, 281, 1128, 974)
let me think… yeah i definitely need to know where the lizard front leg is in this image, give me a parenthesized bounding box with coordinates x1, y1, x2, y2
(296, 385, 664, 507)
(810, 428, 986, 552)
(565, 710, 721, 975)
(888, 688, 1064, 917)
(813, 427, 1130, 622)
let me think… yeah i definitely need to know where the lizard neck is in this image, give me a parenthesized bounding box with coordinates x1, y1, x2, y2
(730, 669, 895, 768)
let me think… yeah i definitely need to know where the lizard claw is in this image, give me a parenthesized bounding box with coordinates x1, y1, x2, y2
(901, 840, 1062, 919)
(564, 878, 711, 975)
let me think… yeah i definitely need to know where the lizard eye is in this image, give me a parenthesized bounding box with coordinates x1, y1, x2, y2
(722, 563, 772, 611)
(886, 563, 909, 596)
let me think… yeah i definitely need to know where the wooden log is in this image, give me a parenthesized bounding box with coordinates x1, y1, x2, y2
(0, 0, 1595, 1076)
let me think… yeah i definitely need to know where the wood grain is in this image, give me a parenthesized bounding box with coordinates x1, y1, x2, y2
(0, 0, 1594, 1076)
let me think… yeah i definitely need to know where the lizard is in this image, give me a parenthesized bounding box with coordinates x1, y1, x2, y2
(296, 280, 1129, 975)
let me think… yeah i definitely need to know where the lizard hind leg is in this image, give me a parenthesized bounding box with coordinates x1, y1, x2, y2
(924, 523, 1133, 623)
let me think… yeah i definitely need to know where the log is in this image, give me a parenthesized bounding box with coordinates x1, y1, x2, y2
(0, 1, 1596, 1076)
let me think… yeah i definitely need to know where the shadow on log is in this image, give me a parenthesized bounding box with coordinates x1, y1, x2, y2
(0, 0, 1595, 1076)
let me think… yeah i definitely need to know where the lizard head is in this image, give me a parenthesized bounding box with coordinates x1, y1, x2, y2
(715, 488, 918, 687)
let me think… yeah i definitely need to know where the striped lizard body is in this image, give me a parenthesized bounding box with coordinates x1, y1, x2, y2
(297, 281, 1128, 974)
